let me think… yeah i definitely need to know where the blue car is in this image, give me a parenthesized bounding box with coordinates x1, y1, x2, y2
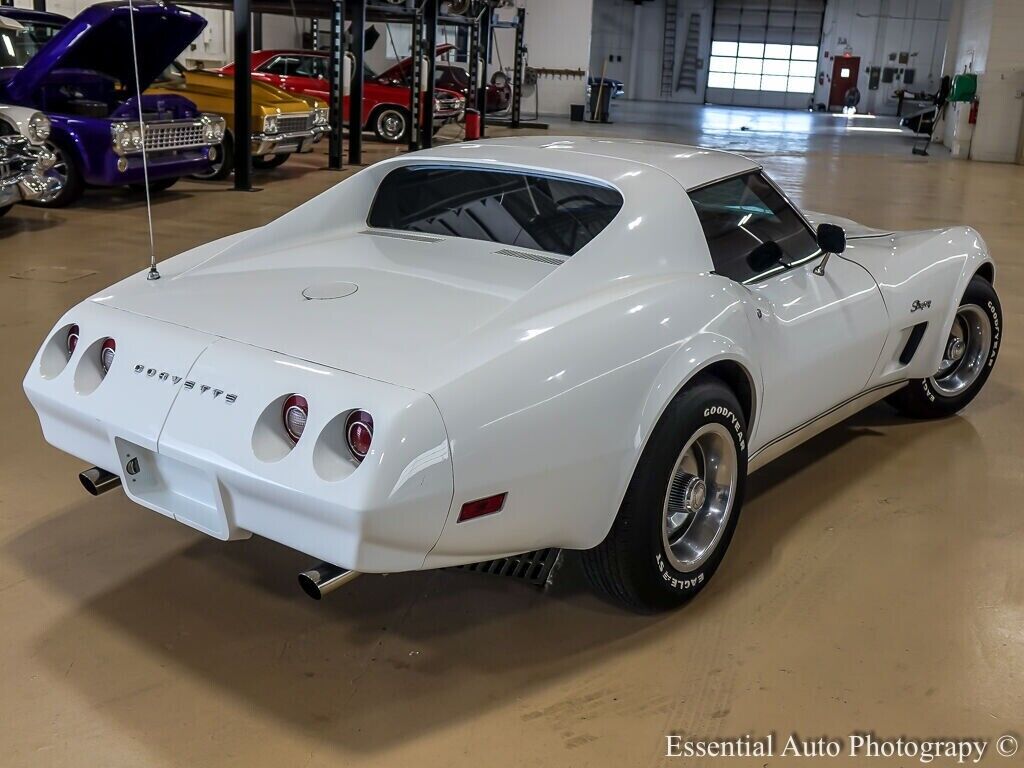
(0, 2, 224, 207)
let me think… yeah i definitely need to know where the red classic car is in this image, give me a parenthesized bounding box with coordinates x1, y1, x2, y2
(222, 49, 464, 143)
(378, 43, 511, 114)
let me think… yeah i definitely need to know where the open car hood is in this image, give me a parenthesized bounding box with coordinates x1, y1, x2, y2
(4, 1, 205, 103)
(382, 43, 457, 79)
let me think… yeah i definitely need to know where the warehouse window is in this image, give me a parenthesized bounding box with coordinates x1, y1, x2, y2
(368, 166, 624, 257)
(708, 40, 818, 93)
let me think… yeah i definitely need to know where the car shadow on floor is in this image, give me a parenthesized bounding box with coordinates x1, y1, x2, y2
(3, 400, 984, 758)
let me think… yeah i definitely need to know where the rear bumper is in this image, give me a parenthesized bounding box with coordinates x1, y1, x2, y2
(24, 303, 454, 572)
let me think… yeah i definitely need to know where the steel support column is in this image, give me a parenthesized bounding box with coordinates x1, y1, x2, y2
(511, 7, 525, 129)
(348, 0, 365, 166)
(233, 0, 253, 190)
(477, 7, 492, 137)
(327, 0, 345, 170)
(311, 17, 320, 50)
(421, 0, 439, 149)
(466, 7, 479, 141)
(408, 8, 423, 151)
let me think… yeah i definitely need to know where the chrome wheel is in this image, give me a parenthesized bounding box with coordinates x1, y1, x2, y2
(662, 423, 738, 573)
(930, 304, 991, 396)
(376, 109, 407, 142)
(37, 142, 68, 203)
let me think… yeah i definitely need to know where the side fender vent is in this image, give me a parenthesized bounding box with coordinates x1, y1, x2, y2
(494, 248, 565, 267)
(900, 322, 928, 365)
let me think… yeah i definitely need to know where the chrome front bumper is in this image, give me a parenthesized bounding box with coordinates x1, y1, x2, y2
(251, 126, 328, 156)
(0, 140, 56, 206)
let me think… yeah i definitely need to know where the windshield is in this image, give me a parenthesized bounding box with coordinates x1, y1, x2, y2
(0, 21, 62, 68)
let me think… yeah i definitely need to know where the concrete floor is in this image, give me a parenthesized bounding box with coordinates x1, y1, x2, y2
(1, 113, 1022, 767)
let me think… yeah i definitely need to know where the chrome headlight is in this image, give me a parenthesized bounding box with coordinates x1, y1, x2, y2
(314, 106, 329, 126)
(200, 114, 225, 142)
(27, 112, 51, 145)
(433, 98, 441, 113)
(111, 121, 144, 155)
(263, 114, 279, 135)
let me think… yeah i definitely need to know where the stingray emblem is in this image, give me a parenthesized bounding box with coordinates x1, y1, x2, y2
(911, 299, 932, 312)
(133, 363, 238, 404)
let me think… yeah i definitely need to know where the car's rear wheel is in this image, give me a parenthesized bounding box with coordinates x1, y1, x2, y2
(888, 275, 1000, 419)
(26, 139, 83, 208)
(371, 106, 410, 143)
(253, 153, 290, 169)
(581, 377, 748, 612)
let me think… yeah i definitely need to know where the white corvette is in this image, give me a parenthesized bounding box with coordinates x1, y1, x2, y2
(24, 137, 1000, 611)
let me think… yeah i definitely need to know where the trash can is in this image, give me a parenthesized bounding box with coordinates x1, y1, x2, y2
(465, 108, 481, 140)
(570, 103, 585, 122)
(589, 83, 612, 123)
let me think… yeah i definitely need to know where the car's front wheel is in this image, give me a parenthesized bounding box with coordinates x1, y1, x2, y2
(581, 377, 748, 612)
(253, 153, 290, 169)
(888, 275, 1001, 419)
(191, 133, 234, 181)
(26, 139, 83, 208)
(129, 177, 178, 193)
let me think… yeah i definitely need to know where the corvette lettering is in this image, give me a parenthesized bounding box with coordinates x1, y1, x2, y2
(133, 364, 237, 403)
(911, 299, 932, 312)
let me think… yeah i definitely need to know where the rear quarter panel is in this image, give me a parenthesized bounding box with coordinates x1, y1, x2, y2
(423, 276, 759, 567)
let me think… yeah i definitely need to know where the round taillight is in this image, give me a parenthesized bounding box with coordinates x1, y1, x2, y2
(283, 395, 308, 444)
(346, 410, 373, 462)
(100, 338, 116, 373)
(66, 324, 79, 358)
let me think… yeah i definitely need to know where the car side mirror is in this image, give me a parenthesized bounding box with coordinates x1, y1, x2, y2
(813, 222, 847, 276)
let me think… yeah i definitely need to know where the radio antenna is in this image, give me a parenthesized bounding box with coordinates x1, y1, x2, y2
(126, 0, 160, 281)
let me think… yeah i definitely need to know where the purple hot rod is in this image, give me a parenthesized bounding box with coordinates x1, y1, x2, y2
(0, 2, 225, 207)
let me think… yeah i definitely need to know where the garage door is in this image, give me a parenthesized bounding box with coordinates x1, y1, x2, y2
(705, 0, 825, 109)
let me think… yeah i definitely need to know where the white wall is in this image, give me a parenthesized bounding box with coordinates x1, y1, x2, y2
(516, 0, 593, 116)
(947, 0, 1024, 163)
(815, 0, 953, 115)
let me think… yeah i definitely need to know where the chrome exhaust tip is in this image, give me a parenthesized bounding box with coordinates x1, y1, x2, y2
(298, 563, 360, 600)
(79, 467, 121, 496)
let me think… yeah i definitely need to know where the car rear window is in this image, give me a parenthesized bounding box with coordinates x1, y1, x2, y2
(367, 165, 624, 257)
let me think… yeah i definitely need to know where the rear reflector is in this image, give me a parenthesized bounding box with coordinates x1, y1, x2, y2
(458, 493, 507, 523)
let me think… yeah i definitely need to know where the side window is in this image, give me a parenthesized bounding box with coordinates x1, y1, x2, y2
(295, 56, 324, 78)
(689, 172, 819, 283)
(261, 56, 295, 75)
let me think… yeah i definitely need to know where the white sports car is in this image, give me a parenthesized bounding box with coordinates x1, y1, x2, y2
(24, 137, 1000, 611)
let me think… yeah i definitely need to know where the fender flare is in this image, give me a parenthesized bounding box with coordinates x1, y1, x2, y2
(597, 333, 761, 544)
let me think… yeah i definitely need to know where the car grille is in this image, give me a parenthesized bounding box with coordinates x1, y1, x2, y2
(276, 113, 312, 134)
(0, 138, 34, 183)
(143, 121, 209, 152)
(437, 98, 462, 113)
